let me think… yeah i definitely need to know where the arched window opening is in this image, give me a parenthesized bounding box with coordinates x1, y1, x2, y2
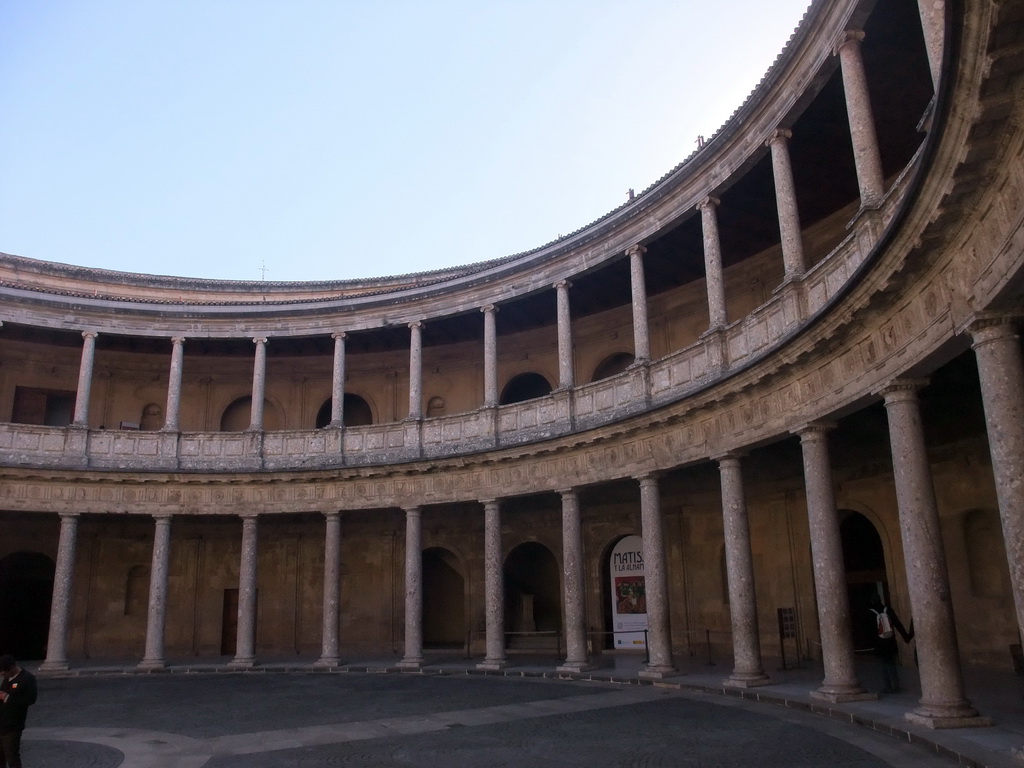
(220, 397, 283, 431)
(839, 511, 889, 652)
(499, 373, 552, 405)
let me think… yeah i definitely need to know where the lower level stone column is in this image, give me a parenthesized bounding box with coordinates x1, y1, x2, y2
(557, 489, 592, 672)
(638, 475, 677, 679)
(40, 513, 79, 673)
(229, 514, 259, 668)
(718, 455, 770, 687)
(968, 317, 1024, 651)
(796, 424, 872, 702)
(881, 381, 990, 728)
(138, 514, 173, 670)
(398, 507, 425, 669)
(315, 512, 342, 667)
(478, 499, 508, 670)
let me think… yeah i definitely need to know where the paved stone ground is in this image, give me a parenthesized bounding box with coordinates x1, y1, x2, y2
(20, 672, 980, 768)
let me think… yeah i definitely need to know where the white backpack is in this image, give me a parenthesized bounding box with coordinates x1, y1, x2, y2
(872, 608, 894, 639)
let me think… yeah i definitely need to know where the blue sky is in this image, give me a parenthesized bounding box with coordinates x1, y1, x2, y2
(0, 1, 811, 282)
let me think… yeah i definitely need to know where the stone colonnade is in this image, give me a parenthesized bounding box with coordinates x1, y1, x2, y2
(59, 27, 891, 430)
(37, 312, 1024, 730)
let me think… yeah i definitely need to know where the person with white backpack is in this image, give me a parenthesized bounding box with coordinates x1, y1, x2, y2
(868, 592, 913, 694)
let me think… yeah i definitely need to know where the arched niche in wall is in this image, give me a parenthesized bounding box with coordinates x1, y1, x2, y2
(591, 352, 635, 383)
(499, 373, 553, 405)
(422, 547, 465, 649)
(314, 394, 375, 428)
(503, 541, 561, 651)
(220, 397, 283, 431)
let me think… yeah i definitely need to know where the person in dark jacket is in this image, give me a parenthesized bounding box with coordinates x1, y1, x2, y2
(0, 655, 37, 768)
(868, 593, 913, 694)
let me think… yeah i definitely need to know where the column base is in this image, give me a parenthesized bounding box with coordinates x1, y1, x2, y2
(227, 657, 257, 669)
(905, 710, 993, 730)
(556, 661, 595, 674)
(38, 660, 69, 674)
(397, 657, 425, 670)
(638, 664, 678, 680)
(476, 659, 509, 671)
(810, 687, 876, 703)
(136, 659, 168, 672)
(724, 673, 773, 688)
(313, 657, 341, 669)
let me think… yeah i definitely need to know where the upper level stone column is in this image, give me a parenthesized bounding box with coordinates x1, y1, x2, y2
(557, 488, 591, 672)
(637, 474, 676, 678)
(698, 197, 727, 330)
(408, 321, 424, 420)
(767, 129, 806, 279)
(40, 512, 79, 672)
(162, 337, 186, 431)
(880, 381, 988, 727)
(967, 317, 1024, 647)
(627, 245, 651, 361)
(399, 506, 425, 669)
(917, 0, 944, 91)
(478, 499, 508, 670)
(248, 337, 268, 431)
(229, 513, 259, 668)
(796, 423, 871, 702)
(72, 331, 97, 427)
(555, 280, 574, 389)
(835, 30, 885, 209)
(330, 332, 346, 427)
(315, 512, 342, 667)
(482, 305, 498, 407)
(718, 454, 770, 688)
(139, 514, 173, 670)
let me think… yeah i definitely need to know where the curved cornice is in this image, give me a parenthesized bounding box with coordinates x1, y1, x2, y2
(0, 0, 846, 337)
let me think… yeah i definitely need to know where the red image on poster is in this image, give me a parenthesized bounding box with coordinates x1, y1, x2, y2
(615, 576, 647, 615)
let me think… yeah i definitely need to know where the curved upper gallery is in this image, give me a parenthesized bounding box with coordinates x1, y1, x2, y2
(1, 0, 1021, 490)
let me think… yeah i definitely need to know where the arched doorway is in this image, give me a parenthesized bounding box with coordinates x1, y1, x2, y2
(503, 542, 561, 651)
(0, 552, 55, 659)
(422, 548, 466, 649)
(499, 373, 552, 405)
(840, 511, 889, 652)
(314, 394, 375, 428)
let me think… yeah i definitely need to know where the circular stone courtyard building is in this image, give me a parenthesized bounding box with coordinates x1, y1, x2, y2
(1, 0, 1023, 730)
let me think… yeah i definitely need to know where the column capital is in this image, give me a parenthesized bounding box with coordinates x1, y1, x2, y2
(171, 336, 186, 346)
(403, 505, 422, 517)
(834, 28, 865, 54)
(713, 450, 747, 464)
(635, 473, 661, 487)
(82, 330, 98, 341)
(626, 243, 647, 258)
(878, 378, 928, 400)
(766, 127, 793, 146)
(960, 311, 1022, 339)
(323, 510, 341, 521)
(556, 487, 578, 498)
(331, 331, 347, 341)
(252, 336, 268, 345)
(239, 512, 260, 521)
(58, 512, 81, 521)
(480, 304, 498, 315)
(794, 421, 837, 439)
(553, 279, 572, 291)
(408, 320, 424, 330)
(698, 195, 721, 212)
(152, 513, 174, 523)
